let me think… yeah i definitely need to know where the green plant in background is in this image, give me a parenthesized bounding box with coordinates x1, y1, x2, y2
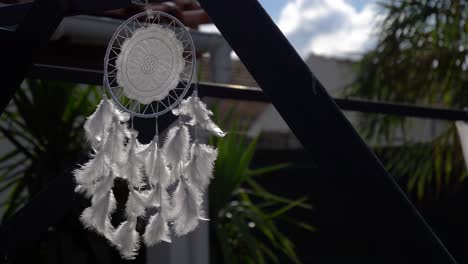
(0, 80, 100, 220)
(349, 0, 468, 199)
(0, 80, 314, 263)
(209, 112, 314, 264)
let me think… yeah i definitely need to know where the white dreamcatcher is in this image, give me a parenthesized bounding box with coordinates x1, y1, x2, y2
(73, 9, 225, 259)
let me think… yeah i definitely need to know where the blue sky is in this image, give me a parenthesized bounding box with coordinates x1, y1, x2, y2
(201, 0, 384, 59)
(258, 0, 288, 21)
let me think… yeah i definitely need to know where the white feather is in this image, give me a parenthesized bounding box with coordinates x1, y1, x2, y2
(136, 139, 153, 161)
(73, 149, 109, 186)
(84, 98, 114, 149)
(75, 116, 128, 196)
(76, 168, 114, 199)
(169, 179, 203, 236)
(201, 120, 226, 138)
(146, 184, 171, 208)
(144, 212, 171, 246)
(163, 124, 190, 183)
(80, 191, 116, 238)
(142, 138, 157, 181)
(111, 218, 140, 260)
(125, 189, 149, 218)
(103, 117, 130, 167)
(74, 184, 94, 199)
(145, 139, 171, 188)
(119, 132, 144, 188)
(93, 172, 115, 200)
(185, 142, 218, 190)
(172, 96, 226, 137)
(114, 108, 130, 122)
(172, 96, 210, 124)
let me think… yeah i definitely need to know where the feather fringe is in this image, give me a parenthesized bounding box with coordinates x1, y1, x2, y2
(169, 179, 203, 236)
(76, 95, 223, 257)
(185, 142, 218, 190)
(201, 121, 226, 138)
(172, 96, 211, 124)
(90, 170, 115, 201)
(103, 117, 129, 166)
(74, 184, 95, 199)
(125, 189, 149, 218)
(80, 191, 116, 237)
(144, 212, 171, 246)
(145, 139, 171, 188)
(119, 132, 144, 188)
(84, 98, 114, 149)
(172, 96, 226, 137)
(136, 139, 153, 161)
(111, 218, 140, 260)
(73, 149, 109, 187)
(146, 184, 170, 208)
(75, 116, 127, 192)
(114, 108, 130, 123)
(163, 124, 190, 183)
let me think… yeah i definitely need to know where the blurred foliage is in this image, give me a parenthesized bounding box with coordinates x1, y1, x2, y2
(209, 110, 314, 264)
(0, 80, 314, 263)
(0, 80, 100, 221)
(349, 0, 468, 198)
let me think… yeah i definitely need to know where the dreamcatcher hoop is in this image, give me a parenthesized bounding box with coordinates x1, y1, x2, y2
(104, 11, 196, 118)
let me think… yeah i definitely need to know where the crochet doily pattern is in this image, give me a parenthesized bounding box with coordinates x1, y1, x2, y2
(116, 25, 185, 104)
(104, 11, 195, 118)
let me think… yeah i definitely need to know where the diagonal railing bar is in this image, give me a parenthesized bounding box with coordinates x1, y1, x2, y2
(197, 0, 457, 263)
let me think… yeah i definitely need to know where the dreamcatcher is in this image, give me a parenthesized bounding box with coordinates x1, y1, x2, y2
(73, 9, 225, 259)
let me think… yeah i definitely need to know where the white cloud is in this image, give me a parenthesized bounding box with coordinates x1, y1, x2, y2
(198, 24, 220, 34)
(277, 0, 383, 59)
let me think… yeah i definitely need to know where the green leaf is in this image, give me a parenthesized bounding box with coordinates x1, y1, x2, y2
(3, 179, 27, 221)
(0, 149, 21, 164)
(247, 179, 314, 210)
(235, 136, 259, 184)
(269, 197, 309, 219)
(246, 163, 290, 177)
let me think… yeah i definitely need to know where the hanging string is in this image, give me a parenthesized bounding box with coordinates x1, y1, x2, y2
(149, 116, 164, 214)
(193, 79, 199, 143)
(145, 0, 153, 18)
(99, 100, 108, 182)
(101, 77, 108, 99)
(157, 129, 164, 214)
(129, 115, 135, 218)
(155, 116, 159, 145)
(177, 104, 186, 181)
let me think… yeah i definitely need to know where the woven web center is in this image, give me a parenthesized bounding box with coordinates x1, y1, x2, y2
(141, 55, 158, 74)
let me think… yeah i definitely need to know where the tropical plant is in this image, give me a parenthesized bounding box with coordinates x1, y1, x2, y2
(349, 0, 468, 199)
(0, 80, 314, 263)
(209, 112, 314, 264)
(0, 80, 100, 220)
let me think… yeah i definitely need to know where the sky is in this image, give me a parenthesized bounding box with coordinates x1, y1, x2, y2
(200, 0, 384, 59)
